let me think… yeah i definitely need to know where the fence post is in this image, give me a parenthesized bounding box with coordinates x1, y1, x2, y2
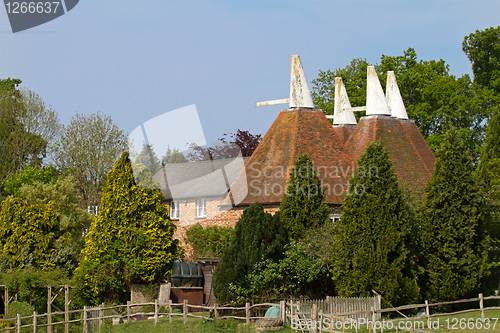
(83, 306, 87, 333)
(64, 285, 69, 333)
(47, 285, 52, 333)
(16, 313, 21, 333)
(99, 302, 104, 327)
(169, 300, 173, 323)
(280, 300, 285, 324)
(479, 293, 485, 321)
(318, 310, 323, 333)
(127, 301, 131, 323)
(4, 287, 8, 317)
(290, 299, 294, 322)
(214, 303, 219, 319)
(371, 306, 376, 333)
(245, 302, 250, 326)
(425, 300, 430, 328)
(33, 311, 37, 333)
(154, 299, 159, 325)
(312, 304, 318, 333)
(183, 299, 188, 324)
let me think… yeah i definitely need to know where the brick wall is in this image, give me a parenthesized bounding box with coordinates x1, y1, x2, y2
(167, 197, 342, 260)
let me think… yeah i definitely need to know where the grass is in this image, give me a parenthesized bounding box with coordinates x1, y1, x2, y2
(301, 309, 500, 333)
(20, 309, 495, 333)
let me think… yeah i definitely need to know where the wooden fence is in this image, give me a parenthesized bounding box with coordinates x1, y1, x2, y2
(1, 294, 500, 333)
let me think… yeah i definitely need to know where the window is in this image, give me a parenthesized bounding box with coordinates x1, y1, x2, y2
(197, 199, 206, 218)
(330, 215, 341, 222)
(170, 201, 179, 219)
(87, 205, 99, 216)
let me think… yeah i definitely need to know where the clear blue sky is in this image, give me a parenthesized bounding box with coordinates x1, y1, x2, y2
(1, 0, 499, 151)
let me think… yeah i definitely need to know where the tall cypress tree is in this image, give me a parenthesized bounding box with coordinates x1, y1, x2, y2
(76, 152, 178, 304)
(331, 142, 418, 307)
(212, 203, 287, 303)
(420, 127, 490, 302)
(476, 106, 500, 289)
(477, 106, 500, 212)
(280, 154, 330, 240)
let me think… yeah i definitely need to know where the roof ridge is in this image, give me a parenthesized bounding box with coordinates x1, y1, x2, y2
(290, 109, 301, 165)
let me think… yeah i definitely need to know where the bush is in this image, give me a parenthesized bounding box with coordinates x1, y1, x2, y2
(6, 301, 34, 319)
(184, 224, 233, 258)
(0, 268, 69, 314)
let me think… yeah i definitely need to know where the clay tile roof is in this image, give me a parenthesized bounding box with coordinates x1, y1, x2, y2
(345, 115, 435, 189)
(230, 109, 356, 205)
(333, 125, 356, 143)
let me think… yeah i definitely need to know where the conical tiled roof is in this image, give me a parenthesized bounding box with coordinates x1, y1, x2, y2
(345, 115, 435, 189)
(230, 109, 356, 205)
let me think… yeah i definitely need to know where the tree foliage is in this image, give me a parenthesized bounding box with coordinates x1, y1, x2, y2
(186, 129, 262, 162)
(19, 88, 60, 150)
(463, 26, 500, 93)
(50, 112, 127, 208)
(279, 154, 330, 240)
(76, 152, 178, 304)
(331, 142, 418, 307)
(0, 198, 62, 269)
(477, 106, 500, 196)
(161, 146, 187, 164)
(229, 222, 336, 303)
(0, 268, 69, 314)
(0, 79, 47, 183)
(219, 129, 262, 157)
(184, 223, 233, 258)
(212, 203, 287, 303)
(419, 128, 491, 302)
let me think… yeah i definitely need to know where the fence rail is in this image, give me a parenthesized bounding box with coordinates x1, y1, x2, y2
(1, 294, 499, 332)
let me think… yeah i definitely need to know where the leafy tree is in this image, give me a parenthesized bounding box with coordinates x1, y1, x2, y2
(76, 152, 178, 304)
(331, 142, 418, 307)
(0, 268, 69, 314)
(477, 105, 500, 219)
(279, 154, 330, 240)
(212, 203, 288, 303)
(0, 198, 62, 269)
(133, 143, 162, 174)
(19, 88, 61, 153)
(161, 146, 187, 164)
(230, 222, 336, 303)
(3, 165, 93, 236)
(186, 129, 262, 162)
(419, 128, 491, 302)
(50, 112, 127, 209)
(219, 129, 262, 157)
(0, 79, 47, 182)
(312, 58, 370, 118)
(184, 224, 233, 258)
(2, 165, 57, 198)
(463, 26, 500, 93)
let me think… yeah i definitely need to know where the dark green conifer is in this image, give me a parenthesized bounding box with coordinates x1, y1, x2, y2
(212, 203, 287, 303)
(279, 154, 330, 240)
(420, 128, 490, 302)
(331, 142, 418, 307)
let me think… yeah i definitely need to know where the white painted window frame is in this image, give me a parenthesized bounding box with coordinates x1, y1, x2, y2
(197, 199, 207, 218)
